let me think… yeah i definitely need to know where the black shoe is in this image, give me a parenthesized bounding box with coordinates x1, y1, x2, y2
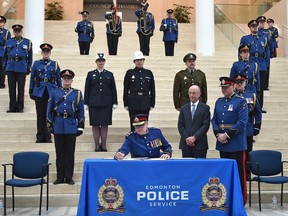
(0, 84, 5, 89)
(45, 139, 52, 143)
(17, 109, 24, 113)
(264, 88, 269, 91)
(53, 179, 65, 185)
(101, 148, 108, 152)
(95, 148, 101, 152)
(6, 110, 17, 113)
(66, 179, 75, 185)
(36, 140, 42, 143)
(261, 110, 267, 113)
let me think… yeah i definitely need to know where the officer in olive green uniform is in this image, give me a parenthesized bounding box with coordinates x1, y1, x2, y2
(173, 53, 207, 111)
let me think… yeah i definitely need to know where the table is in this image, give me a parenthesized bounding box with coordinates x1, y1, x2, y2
(77, 158, 247, 216)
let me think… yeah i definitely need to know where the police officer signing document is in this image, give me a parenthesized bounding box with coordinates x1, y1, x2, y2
(123, 51, 155, 131)
(29, 43, 62, 143)
(47, 69, 84, 185)
(3, 24, 33, 113)
(114, 114, 172, 160)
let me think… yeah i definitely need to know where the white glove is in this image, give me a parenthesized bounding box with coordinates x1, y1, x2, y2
(124, 106, 129, 111)
(84, 105, 89, 111)
(150, 107, 154, 111)
(113, 104, 118, 110)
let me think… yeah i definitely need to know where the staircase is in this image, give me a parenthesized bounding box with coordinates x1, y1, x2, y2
(0, 20, 288, 208)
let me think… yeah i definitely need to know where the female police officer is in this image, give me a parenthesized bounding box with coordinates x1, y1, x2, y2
(29, 43, 61, 143)
(84, 53, 118, 152)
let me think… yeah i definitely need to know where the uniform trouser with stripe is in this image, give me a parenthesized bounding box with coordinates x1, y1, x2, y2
(258, 70, 267, 109)
(137, 32, 151, 56)
(164, 41, 175, 56)
(7, 72, 26, 111)
(78, 41, 90, 55)
(34, 89, 51, 142)
(220, 151, 247, 204)
(107, 34, 119, 55)
(0, 57, 5, 87)
(54, 134, 76, 181)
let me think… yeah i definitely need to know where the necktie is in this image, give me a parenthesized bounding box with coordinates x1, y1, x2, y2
(191, 104, 196, 120)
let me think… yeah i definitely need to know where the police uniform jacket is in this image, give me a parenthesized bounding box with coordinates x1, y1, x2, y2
(123, 67, 155, 110)
(230, 60, 260, 94)
(135, 10, 155, 36)
(173, 69, 207, 109)
(239, 34, 267, 71)
(75, 20, 95, 42)
(3, 37, 33, 73)
(47, 88, 85, 134)
(29, 59, 62, 97)
(119, 127, 172, 158)
(258, 28, 271, 65)
(268, 26, 278, 54)
(236, 91, 262, 137)
(160, 18, 178, 42)
(211, 94, 248, 152)
(105, 13, 122, 36)
(84, 69, 118, 107)
(0, 28, 11, 57)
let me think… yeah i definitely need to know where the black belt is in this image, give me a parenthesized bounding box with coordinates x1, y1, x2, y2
(9, 56, 26, 62)
(39, 77, 55, 83)
(251, 53, 265, 58)
(56, 112, 75, 119)
(132, 92, 149, 96)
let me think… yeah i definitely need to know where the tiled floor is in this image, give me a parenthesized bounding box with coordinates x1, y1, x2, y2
(2, 204, 288, 216)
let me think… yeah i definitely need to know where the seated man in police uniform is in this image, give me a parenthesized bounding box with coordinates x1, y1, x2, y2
(114, 114, 172, 160)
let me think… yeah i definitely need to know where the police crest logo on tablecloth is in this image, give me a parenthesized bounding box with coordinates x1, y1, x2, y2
(200, 177, 228, 212)
(97, 177, 125, 213)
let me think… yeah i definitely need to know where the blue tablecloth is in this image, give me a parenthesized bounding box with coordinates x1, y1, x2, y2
(77, 158, 247, 216)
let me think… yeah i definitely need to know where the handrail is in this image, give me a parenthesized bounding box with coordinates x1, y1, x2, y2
(282, 25, 288, 57)
(214, 5, 246, 48)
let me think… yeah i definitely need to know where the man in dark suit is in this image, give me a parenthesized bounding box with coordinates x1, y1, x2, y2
(177, 85, 210, 158)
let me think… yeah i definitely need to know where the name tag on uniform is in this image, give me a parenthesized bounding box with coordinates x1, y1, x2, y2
(228, 104, 233, 111)
(246, 98, 253, 104)
(150, 139, 162, 148)
(23, 44, 28, 49)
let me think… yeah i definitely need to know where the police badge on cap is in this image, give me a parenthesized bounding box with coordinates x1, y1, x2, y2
(40, 43, 53, 51)
(132, 114, 148, 126)
(96, 53, 106, 61)
(219, 77, 235, 87)
(61, 69, 75, 78)
(183, 53, 197, 62)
